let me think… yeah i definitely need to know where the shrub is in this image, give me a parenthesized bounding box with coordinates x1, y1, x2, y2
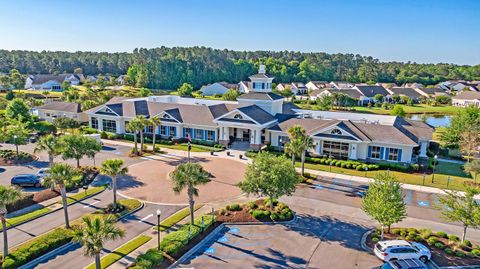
(471, 249, 480, 256)
(252, 210, 270, 219)
(246, 201, 257, 210)
(406, 234, 416, 241)
(134, 249, 164, 269)
(444, 248, 453, 255)
(408, 231, 417, 237)
(33, 121, 57, 134)
(436, 231, 448, 238)
(463, 240, 472, 247)
(372, 237, 379, 243)
(79, 126, 99, 134)
(391, 228, 401, 235)
(419, 229, 432, 239)
(270, 213, 279, 221)
(414, 235, 423, 242)
(434, 242, 445, 249)
(226, 204, 241, 211)
(427, 237, 438, 245)
(455, 251, 466, 258)
(448, 234, 459, 242)
(264, 198, 278, 207)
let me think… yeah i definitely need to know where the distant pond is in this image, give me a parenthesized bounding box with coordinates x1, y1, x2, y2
(406, 114, 451, 128)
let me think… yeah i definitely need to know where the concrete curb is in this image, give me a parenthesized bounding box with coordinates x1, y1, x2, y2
(13, 201, 144, 269)
(167, 215, 298, 269)
(2, 186, 107, 233)
(360, 229, 374, 252)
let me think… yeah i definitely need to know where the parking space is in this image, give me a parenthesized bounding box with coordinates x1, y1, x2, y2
(177, 215, 381, 269)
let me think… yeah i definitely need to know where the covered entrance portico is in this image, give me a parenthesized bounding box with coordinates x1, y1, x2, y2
(217, 125, 264, 150)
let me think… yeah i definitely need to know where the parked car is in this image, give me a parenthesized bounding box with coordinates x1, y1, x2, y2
(11, 174, 41, 187)
(374, 240, 431, 263)
(373, 258, 428, 269)
(36, 168, 50, 178)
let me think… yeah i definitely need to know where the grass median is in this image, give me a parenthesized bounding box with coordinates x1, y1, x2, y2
(1, 199, 142, 269)
(153, 204, 202, 231)
(85, 235, 151, 269)
(0, 207, 52, 230)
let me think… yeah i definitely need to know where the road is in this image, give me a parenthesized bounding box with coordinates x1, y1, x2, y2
(33, 202, 183, 269)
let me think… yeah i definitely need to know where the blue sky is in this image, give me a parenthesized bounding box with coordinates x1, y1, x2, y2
(1, 0, 479, 65)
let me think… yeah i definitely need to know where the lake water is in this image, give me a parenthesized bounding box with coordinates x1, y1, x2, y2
(406, 114, 451, 128)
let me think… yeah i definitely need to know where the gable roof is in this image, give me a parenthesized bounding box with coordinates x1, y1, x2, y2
(29, 74, 68, 84)
(238, 92, 284, 101)
(354, 85, 389, 97)
(453, 91, 480, 100)
(237, 105, 276, 124)
(36, 101, 82, 113)
(419, 87, 446, 95)
(389, 87, 422, 98)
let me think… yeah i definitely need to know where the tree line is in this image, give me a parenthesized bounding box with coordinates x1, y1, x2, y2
(1, 47, 480, 90)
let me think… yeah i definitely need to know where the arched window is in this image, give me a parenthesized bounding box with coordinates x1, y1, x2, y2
(331, 129, 342, 135)
(234, 114, 243, 120)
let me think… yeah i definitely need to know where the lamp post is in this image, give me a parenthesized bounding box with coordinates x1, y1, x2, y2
(156, 209, 161, 250)
(13, 135, 18, 162)
(431, 155, 438, 183)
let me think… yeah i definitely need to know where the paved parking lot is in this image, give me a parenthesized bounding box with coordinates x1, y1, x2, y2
(177, 215, 381, 269)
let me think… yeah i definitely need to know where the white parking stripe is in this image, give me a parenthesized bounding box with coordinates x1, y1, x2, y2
(83, 201, 100, 208)
(139, 214, 153, 223)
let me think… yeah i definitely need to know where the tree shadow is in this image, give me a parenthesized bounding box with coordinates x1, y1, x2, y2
(114, 174, 146, 190)
(24, 160, 50, 169)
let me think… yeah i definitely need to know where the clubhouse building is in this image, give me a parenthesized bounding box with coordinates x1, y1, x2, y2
(41, 65, 434, 164)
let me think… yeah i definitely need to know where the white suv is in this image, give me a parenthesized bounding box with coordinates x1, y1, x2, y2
(374, 240, 431, 263)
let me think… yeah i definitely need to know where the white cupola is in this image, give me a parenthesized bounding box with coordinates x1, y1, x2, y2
(248, 64, 274, 93)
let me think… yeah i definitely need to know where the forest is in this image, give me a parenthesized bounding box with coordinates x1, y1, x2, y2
(1, 47, 479, 90)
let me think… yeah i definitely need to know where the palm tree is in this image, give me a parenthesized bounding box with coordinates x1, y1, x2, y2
(284, 140, 301, 166)
(0, 185, 22, 257)
(286, 125, 314, 175)
(170, 162, 210, 224)
(34, 134, 61, 167)
(73, 215, 124, 269)
(100, 159, 128, 209)
(149, 116, 161, 152)
(43, 163, 82, 228)
(299, 132, 314, 176)
(136, 115, 148, 153)
(126, 119, 142, 155)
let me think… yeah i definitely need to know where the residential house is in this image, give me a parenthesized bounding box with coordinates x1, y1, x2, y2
(117, 75, 127, 85)
(375, 82, 398, 89)
(24, 74, 82, 91)
(309, 88, 363, 104)
(238, 81, 249, 93)
(276, 82, 308, 95)
(80, 65, 432, 164)
(452, 91, 480, 108)
(387, 87, 423, 102)
(329, 81, 354, 89)
(306, 81, 329, 91)
(414, 87, 448, 98)
(199, 82, 240, 96)
(34, 101, 88, 122)
(438, 81, 479, 93)
(86, 75, 98, 83)
(403, 83, 424, 89)
(352, 85, 390, 104)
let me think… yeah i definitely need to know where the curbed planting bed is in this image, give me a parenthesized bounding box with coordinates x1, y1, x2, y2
(216, 198, 294, 223)
(0, 199, 142, 269)
(0, 149, 35, 165)
(366, 228, 480, 267)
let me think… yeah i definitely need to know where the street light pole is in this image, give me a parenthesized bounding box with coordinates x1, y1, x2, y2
(13, 135, 18, 163)
(431, 155, 438, 183)
(156, 209, 161, 250)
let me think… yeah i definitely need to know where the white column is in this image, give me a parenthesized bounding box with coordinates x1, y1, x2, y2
(419, 141, 428, 157)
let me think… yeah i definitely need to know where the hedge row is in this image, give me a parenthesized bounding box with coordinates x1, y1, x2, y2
(130, 249, 164, 269)
(159, 214, 215, 256)
(304, 157, 380, 171)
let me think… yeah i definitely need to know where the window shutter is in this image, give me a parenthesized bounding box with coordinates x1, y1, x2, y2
(192, 128, 196, 139)
(398, 149, 402, 162)
(380, 147, 385, 160)
(165, 126, 170, 136)
(173, 127, 176, 137)
(212, 131, 216, 141)
(368, 146, 372, 158)
(384, 147, 389, 160)
(183, 128, 186, 137)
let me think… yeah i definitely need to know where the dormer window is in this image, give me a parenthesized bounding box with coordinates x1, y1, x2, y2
(162, 114, 170, 119)
(234, 114, 243, 120)
(331, 129, 342, 135)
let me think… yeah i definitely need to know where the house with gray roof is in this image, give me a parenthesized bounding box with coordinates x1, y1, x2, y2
(452, 91, 480, 108)
(81, 65, 432, 164)
(386, 87, 423, 101)
(34, 101, 88, 122)
(25, 74, 82, 91)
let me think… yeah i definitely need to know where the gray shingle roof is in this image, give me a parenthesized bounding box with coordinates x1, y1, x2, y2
(237, 105, 276, 124)
(238, 92, 284, 101)
(453, 91, 480, 100)
(355, 85, 389, 97)
(389, 87, 422, 98)
(30, 74, 68, 84)
(36, 101, 82, 113)
(249, 73, 274, 79)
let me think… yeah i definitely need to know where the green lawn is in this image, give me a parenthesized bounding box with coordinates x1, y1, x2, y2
(153, 204, 202, 231)
(63, 186, 106, 205)
(85, 235, 151, 269)
(1, 207, 51, 229)
(300, 160, 473, 191)
(296, 103, 463, 115)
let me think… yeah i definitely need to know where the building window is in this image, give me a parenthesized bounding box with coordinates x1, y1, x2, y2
(102, 119, 116, 133)
(169, 126, 176, 136)
(184, 127, 192, 138)
(322, 141, 349, 160)
(46, 113, 51, 117)
(388, 148, 399, 161)
(370, 146, 381, 159)
(331, 129, 342, 135)
(278, 136, 290, 147)
(91, 117, 98, 129)
(196, 129, 203, 140)
(206, 130, 215, 141)
(145, 126, 154, 133)
(233, 114, 243, 120)
(160, 126, 167, 136)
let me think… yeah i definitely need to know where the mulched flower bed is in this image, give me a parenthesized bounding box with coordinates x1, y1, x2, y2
(366, 228, 480, 267)
(0, 149, 35, 165)
(216, 199, 294, 223)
